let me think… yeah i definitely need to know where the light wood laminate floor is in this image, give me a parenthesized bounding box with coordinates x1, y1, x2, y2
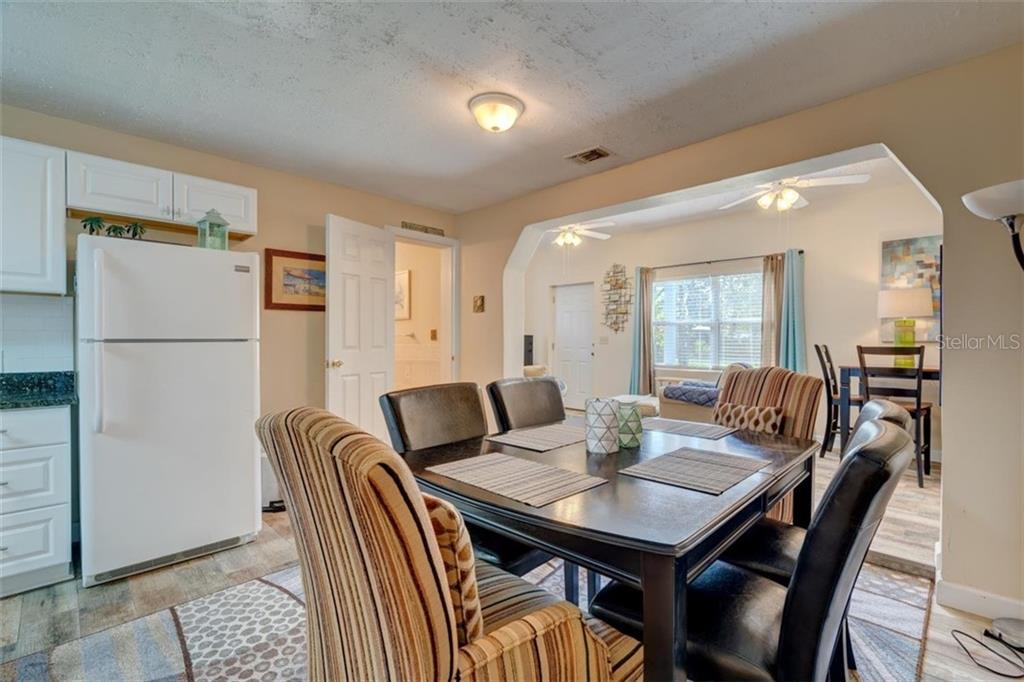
(816, 454, 941, 578)
(2, 472, 998, 681)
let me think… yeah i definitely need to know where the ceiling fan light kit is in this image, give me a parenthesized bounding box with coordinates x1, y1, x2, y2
(718, 172, 871, 212)
(550, 221, 614, 247)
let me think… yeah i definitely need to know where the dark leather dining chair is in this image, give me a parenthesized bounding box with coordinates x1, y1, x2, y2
(485, 376, 589, 602)
(379, 382, 554, 579)
(717, 399, 912, 672)
(486, 376, 566, 431)
(589, 420, 913, 681)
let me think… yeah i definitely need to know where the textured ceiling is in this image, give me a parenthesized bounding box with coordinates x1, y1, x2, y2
(2, 3, 1020, 212)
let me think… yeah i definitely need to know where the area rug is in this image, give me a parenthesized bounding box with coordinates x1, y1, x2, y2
(1, 560, 931, 681)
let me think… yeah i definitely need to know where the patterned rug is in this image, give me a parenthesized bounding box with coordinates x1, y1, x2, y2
(1, 560, 931, 681)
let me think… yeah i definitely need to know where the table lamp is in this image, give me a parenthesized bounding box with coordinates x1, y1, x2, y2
(878, 288, 933, 366)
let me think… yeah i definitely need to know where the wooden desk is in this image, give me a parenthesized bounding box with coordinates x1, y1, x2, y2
(404, 423, 817, 681)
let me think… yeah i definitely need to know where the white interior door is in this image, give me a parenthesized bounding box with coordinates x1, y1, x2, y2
(554, 283, 594, 409)
(326, 214, 395, 440)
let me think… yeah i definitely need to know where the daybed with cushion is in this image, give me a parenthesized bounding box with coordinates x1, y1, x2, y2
(658, 362, 750, 421)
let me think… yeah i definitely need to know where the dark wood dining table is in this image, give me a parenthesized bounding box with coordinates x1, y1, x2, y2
(837, 365, 941, 451)
(404, 420, 818, 681)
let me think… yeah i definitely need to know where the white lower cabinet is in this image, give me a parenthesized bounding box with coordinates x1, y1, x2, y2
(0, 406, 73, 597)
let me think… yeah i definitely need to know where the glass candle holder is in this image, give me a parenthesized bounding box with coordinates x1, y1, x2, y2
(585, 398, 620, 455)
(618, 402, 643, 449)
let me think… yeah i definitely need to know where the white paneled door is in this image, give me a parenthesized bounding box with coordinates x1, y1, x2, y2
(553, 283, 594, 410)
(325, 214, 395, 441)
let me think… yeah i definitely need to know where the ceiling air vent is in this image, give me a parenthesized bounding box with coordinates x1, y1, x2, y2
(565, 146, 612, 165)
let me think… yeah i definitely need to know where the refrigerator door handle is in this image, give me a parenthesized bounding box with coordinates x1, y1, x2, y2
(93, 343, 104, 434)
(93, 248, 105, 340)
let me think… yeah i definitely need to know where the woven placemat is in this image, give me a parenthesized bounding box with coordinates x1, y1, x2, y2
(642, 418, 736, 440)
(427, 452, 606, 507)
(620, 447, 769, 495)
(486, 423, 586, 452)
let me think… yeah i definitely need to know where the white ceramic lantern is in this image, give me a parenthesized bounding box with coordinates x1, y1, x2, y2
(585, 398, 620, 455)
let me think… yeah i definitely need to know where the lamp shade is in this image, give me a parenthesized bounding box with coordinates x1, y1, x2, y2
(878, 287, 933, 319)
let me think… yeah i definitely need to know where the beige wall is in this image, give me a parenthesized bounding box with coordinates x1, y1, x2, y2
(0, 104, 455, 415)
(395, 241, 444, 389)
(456, 45, 1024, 609)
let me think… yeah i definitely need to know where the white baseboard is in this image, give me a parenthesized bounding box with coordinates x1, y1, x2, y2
(935, 546, 1024, 620)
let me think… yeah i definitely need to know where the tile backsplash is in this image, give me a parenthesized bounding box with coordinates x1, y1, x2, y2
(0, 294, 74, 372)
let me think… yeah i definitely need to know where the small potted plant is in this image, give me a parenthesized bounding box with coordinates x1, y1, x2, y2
(80, 217, 147, 240)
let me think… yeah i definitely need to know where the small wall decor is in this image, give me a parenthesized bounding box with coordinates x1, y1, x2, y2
(601, 263, 633, 333)
(473, 295, 486, 313)
(395, 270, 411, 320)
(264, 249, 326, 311)
(880, 236, 942, 341)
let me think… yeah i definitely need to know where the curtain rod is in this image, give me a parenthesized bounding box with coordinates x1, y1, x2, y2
(649, 249, 804, 271)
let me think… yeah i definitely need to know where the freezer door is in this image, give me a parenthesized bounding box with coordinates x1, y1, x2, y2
(79, 340, 260, 580)
(77, 235, 258, 341)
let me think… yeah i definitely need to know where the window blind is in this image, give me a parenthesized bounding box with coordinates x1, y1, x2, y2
(653, 271, 762, 369)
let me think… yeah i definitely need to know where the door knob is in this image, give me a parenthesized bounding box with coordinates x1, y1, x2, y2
(326, 359, 344, 369)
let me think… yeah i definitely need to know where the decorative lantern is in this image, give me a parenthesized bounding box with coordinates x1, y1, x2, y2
(585, 398, 620, 455)
(197, 209, 230, 250)
(617, 402, 643, 449)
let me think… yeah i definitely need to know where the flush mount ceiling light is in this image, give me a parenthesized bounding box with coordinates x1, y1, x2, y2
(468, 92, 524, 133)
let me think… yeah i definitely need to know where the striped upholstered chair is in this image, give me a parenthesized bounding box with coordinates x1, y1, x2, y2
(713, 366, 824, 522)
(256, 408, 642, 682)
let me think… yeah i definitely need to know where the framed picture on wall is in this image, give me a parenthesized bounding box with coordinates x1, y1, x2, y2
(264, 249, 326, 311)
(879, 236, 942, 341)
(395, 270, 411, 320)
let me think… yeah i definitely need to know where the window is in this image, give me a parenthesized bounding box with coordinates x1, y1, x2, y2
(653, 270, 763, 369)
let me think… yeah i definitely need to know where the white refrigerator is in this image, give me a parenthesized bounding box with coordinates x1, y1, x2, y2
(76, 235, 260, 586)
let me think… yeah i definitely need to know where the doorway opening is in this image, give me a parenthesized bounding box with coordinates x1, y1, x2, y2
(388, 227, 460, 390)
(505, 143, 945, 577)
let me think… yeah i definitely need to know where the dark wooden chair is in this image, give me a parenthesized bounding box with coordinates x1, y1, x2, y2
(814, 343, 864, 458)
(856, 345, 932, 487)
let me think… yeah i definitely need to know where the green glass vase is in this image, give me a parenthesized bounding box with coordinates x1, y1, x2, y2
(618, 402, 643, 449)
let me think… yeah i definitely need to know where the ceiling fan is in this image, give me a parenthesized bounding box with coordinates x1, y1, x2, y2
(548, 221, 613, 246)
(718, 173, 871, 212)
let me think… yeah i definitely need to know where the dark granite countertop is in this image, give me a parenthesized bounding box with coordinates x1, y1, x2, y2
(0, 371, 77, 410)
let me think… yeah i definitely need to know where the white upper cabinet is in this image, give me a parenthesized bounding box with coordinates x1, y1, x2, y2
(1, 137, 67, 294)
(65, 151, 258, 236)
(66, 151, 173, 220)
(173, 173, 257, 235)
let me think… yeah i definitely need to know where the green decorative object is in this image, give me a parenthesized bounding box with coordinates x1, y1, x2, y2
(197, 209, 230, 250)
(81, 216, 105, 235)
(80, 216, 147, 240)
(617, 402, 643, 449)
(125, 222, 147, 239)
